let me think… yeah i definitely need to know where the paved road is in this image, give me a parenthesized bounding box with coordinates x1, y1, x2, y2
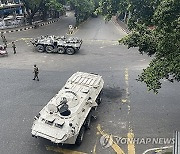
(0, 12, 179, 154)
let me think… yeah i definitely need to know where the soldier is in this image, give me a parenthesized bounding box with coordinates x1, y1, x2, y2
(1, 32, 4, 40)
(33, 64, 39, 81)
(12, 41, 16, 54)
(2, 36, 7, 48)
(61, 97, 68, 104)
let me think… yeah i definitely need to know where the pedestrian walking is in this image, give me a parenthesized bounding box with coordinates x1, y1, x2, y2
(12, 41, 16, 54)
(33, 64, 39, 81)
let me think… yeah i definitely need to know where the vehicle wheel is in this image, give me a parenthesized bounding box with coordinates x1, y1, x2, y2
(96, 92, 102, 105)
(96, 97, 102, 105)
(66, 47, 75, 55)
(46, 45, 54, 53)
(75, 126, 85, 146)
(84, 113, 92, 130)
(57, 46, 65, 54)
(36, 44, 44, 52)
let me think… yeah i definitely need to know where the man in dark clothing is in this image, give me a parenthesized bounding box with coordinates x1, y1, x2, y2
(2, 36, 7, 48)
(1, 32, 4, 40)
(12, 41, 16, 54)
(33, 64, 39, 81)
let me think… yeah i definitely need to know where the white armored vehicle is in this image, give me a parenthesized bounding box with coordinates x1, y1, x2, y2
(31, 72, 104, 145)
(31, 35, 82, 55)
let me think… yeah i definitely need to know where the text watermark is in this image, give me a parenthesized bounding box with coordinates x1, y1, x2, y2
(100, 134, 174, 149)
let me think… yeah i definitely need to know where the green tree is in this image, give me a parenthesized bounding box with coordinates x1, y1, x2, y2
(46, 0, 64, 12)
(127, 0, 161, 29)
(45, 0, 65, 19)
(94, 0, 101, 9)
(69, 0, 95, 26)
(98, 0, 122, 21)
(21, 0, 65, 24)
(21, 0, 43, 25)
(99, 0, 180, 93)
(98, 0, 159, 25)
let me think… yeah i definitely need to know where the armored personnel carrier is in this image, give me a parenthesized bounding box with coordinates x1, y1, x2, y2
(31, 35, 82, 55)
(31, 72, 104, 145)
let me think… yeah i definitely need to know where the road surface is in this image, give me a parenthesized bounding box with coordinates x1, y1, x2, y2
(0, 11, 179, 154)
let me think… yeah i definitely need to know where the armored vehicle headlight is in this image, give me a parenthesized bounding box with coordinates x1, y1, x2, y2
(55, 123, 64, 128)
(45, 120, 54, 125)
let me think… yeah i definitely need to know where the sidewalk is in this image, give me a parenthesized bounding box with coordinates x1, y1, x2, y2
(112, 16, 130, 34)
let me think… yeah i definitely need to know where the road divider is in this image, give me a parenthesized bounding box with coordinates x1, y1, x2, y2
(97, 124, 125, 154)
(124, 68, 136, 154)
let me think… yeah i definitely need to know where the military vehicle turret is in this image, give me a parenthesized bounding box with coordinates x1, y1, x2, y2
(31, 72, 104, 145)
(31, 35, 82, 55)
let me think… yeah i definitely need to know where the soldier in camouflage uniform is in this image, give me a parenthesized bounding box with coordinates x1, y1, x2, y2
(12, 41, 16, 54)
(3, 36, 7, 48)
(1, 32, 4, 40)
(33, 64, 39, 81)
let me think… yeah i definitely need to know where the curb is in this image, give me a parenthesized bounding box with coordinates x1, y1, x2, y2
(1, 18, 60, 34)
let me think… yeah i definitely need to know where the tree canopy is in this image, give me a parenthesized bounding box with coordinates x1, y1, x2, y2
(46, 0, 64, 11)
(21, 0, 65, 24)
(99, 0, 180, 93)
(21, 0, 98, 26)
(69, 0, 95, 25)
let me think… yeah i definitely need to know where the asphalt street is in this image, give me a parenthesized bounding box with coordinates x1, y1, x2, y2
(0, 11, 179, 154)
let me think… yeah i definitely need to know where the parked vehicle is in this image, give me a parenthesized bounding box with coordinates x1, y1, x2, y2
(0, 45, 8, 56)
(31, 72, 104, 145)
(31, 35, 83, 55)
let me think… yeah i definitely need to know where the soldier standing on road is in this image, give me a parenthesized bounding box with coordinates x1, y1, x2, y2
(1, 32, 4, 40)
(12, 41, 16, 54)
(2, 36, 7, 48)
(33, 64, 39, 81)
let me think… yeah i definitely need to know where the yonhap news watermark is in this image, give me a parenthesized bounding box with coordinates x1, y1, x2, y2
(100, 134, 175, 148)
